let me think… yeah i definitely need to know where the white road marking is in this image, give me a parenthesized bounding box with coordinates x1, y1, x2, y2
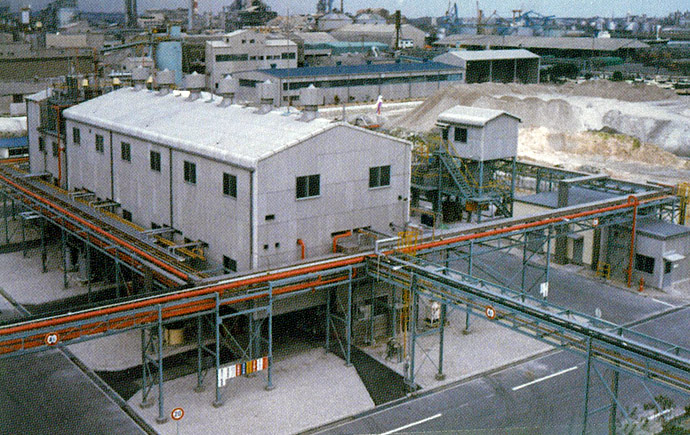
(379, 413, 443, 435)
(512, 366, 578, 391)
(651, 298, 676, 308)
(648, 409, 671, 420)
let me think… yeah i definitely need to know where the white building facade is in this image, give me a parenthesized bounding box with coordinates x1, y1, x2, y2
(26, 87, 411, 272)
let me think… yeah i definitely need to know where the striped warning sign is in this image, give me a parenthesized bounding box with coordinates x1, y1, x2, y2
(218, 356, 269, 387)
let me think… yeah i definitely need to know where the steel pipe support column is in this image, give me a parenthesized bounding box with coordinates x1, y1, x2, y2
(155, 305, 167, 424)
(435, 303, 447, 380)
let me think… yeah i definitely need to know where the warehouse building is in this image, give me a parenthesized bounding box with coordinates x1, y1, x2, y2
(433, 49, 540, 84)
(234, 61, 463, 105)
(27, 81, 411, 272)
(205, 29, 298, 90)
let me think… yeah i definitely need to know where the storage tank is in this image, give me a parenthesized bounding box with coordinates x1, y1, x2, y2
(155, 41, 183, 86)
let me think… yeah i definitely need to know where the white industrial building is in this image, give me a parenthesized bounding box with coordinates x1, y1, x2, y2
(205, 29, 298, 90)
(26, 80, 411, 272)
(433, 49, 541, 84)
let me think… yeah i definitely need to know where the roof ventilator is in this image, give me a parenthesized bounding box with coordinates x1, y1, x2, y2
(131, 66, 149, 91)
(299, 84, 320, 122)
(255, 80, 277, 114)
(155, 69, 175, 96)
(184, 72, 205, 102)
(218, 75, 239, 107)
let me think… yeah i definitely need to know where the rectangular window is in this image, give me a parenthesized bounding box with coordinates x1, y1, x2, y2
(296, 174, 320, 199)
(38, 137, 45, 152)
(634, 254, 655, 274)
(369, 165, 391, 188)
(122, 209, 132, 221)
(223, 256, 237, 272)
(223, 173, 237, 197)
(454, 127, 467, 143)
(441, 127, 449, 141)
(52, 141, 58, 157)
(95, 134, 104, 153)
(664, 260, 673, 274)
(215, 53, 248, 62)
(73, 127, 80, 145)
(281, 52, 296, 59)
(150, 150, 161, 172)
(265, 214, 275, 221)
(121, 142, 131, 162)
(183, 161, 196, 184)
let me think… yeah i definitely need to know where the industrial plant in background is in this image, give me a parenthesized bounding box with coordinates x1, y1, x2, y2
(223, 0, 277, 32)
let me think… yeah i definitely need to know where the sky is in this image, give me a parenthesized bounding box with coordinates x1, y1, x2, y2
(5, 0, 687, 18)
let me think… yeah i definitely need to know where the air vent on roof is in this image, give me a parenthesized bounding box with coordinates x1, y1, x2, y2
(299, 84, 320, 122)
(184, 72, 205, 101)
(255, 80, 279, 114)
(218, 75, 239, 107)
(131, 66, 149, 91)
(155, 69, 175, 95)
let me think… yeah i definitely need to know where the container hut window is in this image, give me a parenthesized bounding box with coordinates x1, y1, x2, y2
(223, 256, 237, 272)
(223, 173, 237, 197)
(455, 127, 467, 143)
(441, 127, 449, 141)
(52, 141, 58, 157)
(369, 165, 391, 188)
(150, 151, 161, 172)
(121, 142, 131, 162)
(122, 209, 132, 221)
(95, 134, 104, 153)
(73, 127, 80, 145)
(296, 174, 320, 199)
(183, 161, 196, 184)
(634, 254, 655, 274)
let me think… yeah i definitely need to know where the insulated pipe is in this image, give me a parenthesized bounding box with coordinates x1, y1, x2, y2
(627, 195, 640, 288)
(332, 230, 353, 253)
(0, 172, 190, 282)
(297, 238, 305, 260)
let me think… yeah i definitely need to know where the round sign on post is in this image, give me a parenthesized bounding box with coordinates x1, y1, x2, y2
(171, 407, 184, 421)
(485, 306, 496, 320)
(45, 333, 59, 346)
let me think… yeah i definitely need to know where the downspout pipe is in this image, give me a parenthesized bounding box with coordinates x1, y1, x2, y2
(297, 238, 305, 260)
(332, 230, 352, 253)
(627, 195, 640, 288)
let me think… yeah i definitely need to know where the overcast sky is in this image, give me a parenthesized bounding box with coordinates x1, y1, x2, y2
(5, 0, 687, 18)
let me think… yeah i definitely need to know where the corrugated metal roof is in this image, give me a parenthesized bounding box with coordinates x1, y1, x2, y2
(635, 219, 690, 239)
(437, 105, 520, 127)
(62, 88, 339, 169)
(257, 61, 461, 79)
(445, 49, 540, 61)
(436, 35, 649, 51)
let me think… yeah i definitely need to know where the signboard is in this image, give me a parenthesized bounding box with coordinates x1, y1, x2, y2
(485, 306, 496, 320)
(45, 333, 59, 346)
(171, 407, 184, 421)
(218, 356, 268, 388)
(539, 282, 549, 298)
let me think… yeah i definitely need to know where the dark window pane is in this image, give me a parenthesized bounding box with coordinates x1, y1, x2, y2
(455, 127, 467, 143)
(369, 167, 378, 188)
(296, 176, 308, 198)
(380, 165, 390, 186)
(308, 174, 320, 197)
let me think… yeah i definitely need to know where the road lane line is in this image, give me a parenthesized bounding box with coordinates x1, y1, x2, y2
(379, 413, 443, 435)
(651, 298, 676, 308)
(512, 366, 578, 391)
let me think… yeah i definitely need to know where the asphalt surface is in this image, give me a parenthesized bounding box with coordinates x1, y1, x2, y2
(315, 306, 690, 435)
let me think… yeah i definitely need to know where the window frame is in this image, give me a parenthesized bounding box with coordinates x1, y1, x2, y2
(223, 256, 237, 272)
(454, 127, 468, 143)
(150, 150, 161, 172)
(95, 134, 104, 153)
(369, 165, 391, 189)
(634, 253, 655, 274)
(223, 172, 237, 198)
(183, 160, 197, 184)
(121, 142, 131, 162)
(296, 174, 320, 200)
(73, 127, 80, 145)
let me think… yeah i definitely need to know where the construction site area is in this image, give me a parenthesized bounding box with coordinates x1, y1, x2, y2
(0, 69, 689, 435)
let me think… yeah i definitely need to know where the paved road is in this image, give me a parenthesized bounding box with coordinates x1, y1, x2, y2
(316, 307, 690, 435)
(0, 292, 145, 435)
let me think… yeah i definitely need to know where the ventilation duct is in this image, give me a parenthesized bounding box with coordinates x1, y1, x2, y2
(255, 80, 279, 114)
(218, 75, 239, 107)
(155, 69, 176, 96)
(184, 72, 205, 101)
(299, 84, 320, 122)
(131, 66, 149, 91)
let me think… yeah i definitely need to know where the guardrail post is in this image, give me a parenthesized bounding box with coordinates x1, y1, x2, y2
(266, 282, 274, 391)
(345, 267, 352, 367)
(436, 303, 446, 381)
(581, 337, 592, 435)
(156, 305, 167, 424)
(195, 314, 204, 392)
(213, 293, 223, 407)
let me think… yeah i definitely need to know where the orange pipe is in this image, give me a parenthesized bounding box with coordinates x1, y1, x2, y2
(0, 157, 28, 165)
(332, 230, 353, 253)
(297, 238, 305, 259)
(627, 195, 640, 288)
(0, 172, 190, 282)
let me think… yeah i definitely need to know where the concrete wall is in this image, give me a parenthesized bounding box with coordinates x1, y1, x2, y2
(256, 125, 411, 268)
(27, 99, 44, 174)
